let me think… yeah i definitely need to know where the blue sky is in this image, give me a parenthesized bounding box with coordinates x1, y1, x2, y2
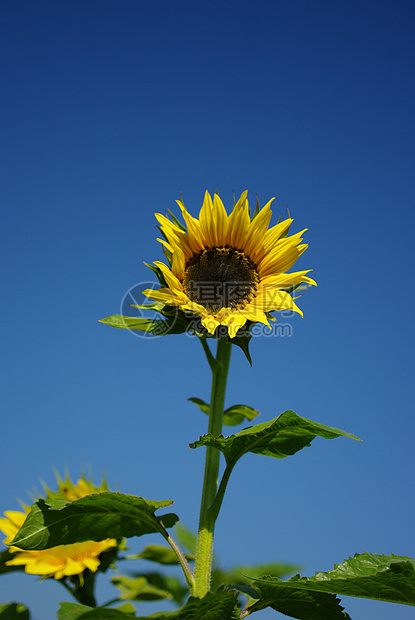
(1, 1, 414, 619)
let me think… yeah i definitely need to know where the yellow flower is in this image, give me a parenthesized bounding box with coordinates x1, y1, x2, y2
(0, 475, 117, 581)
(143, 190, 316, 338)
(44, 472, 109, 502)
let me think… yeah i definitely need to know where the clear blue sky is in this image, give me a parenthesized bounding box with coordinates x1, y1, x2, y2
(1, 2, 414, 619)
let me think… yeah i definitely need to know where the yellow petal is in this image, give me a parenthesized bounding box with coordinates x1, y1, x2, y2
(260, 270, 316, 289)
(154, 261, 183, 294)
(142, 288, 180, 305)
(253, 289, 304, 316)
(224, 314, 248, 339)
(213, 193, 228, 246)
(201, 315, 221, 335)
(228, 199, 250, 248)
(243, 200, 274, 260)
(178, 204, 205, 255)
(199, 190, 215, 247)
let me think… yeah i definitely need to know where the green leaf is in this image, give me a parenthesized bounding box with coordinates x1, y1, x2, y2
(228, 329, 252, 366)
(113, 572, 188, 605)
(189, 410, 360, 467)
(212, 562, 301, 590)
(98, 315, 188, 336)
(222, 404, 260, 426)
(63, 594, 238, 620)
(129, 589, 240, 619)
(253, 553, 415, 607)
(250, 195, 261, 220)
(166, 209, 187, 232)
(189, 398, 260, 427)
(201, 326, 253, 365)
(0, 549, 25, 575)
(111, 575, 173, 601)
(129, 302, 167, 312)
(134, 544, 194, 565)
(10, 492, 178, 550)
(0, 603, 30, 620)
(174, 523, 197, 555)
(188, 397, 210, 416)
(143, 262, 168, 287)
(57, 603, 135, 619)
(115, 606, 136, 616)
(246, 582, 351, 619)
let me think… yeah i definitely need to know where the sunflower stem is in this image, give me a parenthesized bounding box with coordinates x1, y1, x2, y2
(193, 338, 232, 598)
(199, 337, 216, 372)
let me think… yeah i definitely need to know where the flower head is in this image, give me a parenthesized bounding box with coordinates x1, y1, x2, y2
(0, 473, 117, 581)
(43, 471, 109, 502)
(143, 191, 316, 338)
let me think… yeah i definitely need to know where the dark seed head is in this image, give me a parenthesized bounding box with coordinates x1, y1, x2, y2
(183, 247, 259, 313)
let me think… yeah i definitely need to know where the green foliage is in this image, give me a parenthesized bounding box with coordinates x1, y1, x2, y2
(57, 603, 135, 619)
(212, 562, 300, 590)
(0, 550, 24, 575)
(173, 523, 197, 555)
(189, 398, 260, 427)
(143, 263, 168, 287)
(111, 575, 173, 602)
(132, 544, 193, 565)
(188, 397, 211, 416)
(252, 553, 415, 607)
(137, 589, 240, 619)
(57, 590, 240, 620)
(112, 573, 188, 605)
(189, 410, 360, 467)
(10, 493, 178, 551)
(245, 582, 351, 619)
(222, 404, 260, 426)
(226, 329, 252, 365)
(0, 603, 30, 620)
(98, 315, 188, 336)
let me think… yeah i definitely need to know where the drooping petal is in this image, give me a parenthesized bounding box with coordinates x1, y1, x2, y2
(253, 289, 304, 316)
(142, 288, 181, 306)
(201, 315, 221, 335)
(225, 314, 248, 339)
(260, 270, 317, 289)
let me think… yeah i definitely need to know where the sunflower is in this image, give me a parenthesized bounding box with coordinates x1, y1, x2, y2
(43, 471, 110, 502)
(0, 474, 117, 581)
(143, 190, 316, 339)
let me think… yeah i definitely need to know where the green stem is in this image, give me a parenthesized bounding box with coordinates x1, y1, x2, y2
(164, 530, 195, 592)
(200, 337, 216, 371)
(61, 572, 97, 607)
(207, 462, 235, 524)
(193, 338, 232, 598)
(155, 518, 195, 593)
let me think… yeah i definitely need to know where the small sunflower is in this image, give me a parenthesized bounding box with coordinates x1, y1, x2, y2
(143, 190, 316, 338)
(0, 474, 117, 581)
(43, 471, 110, 502)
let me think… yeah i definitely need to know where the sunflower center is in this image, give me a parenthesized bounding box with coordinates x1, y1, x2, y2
(183, 247, 259, 313)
